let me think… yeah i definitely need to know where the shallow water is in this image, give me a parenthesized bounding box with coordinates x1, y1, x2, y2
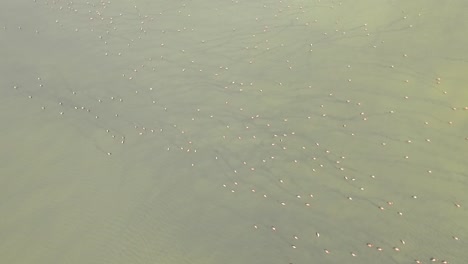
(1, 0, 467, 263)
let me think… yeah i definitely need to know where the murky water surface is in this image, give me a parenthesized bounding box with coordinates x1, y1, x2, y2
(1, 0, 467, 263)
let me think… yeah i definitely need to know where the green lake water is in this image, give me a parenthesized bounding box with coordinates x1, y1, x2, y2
(1, 0, 467, 263)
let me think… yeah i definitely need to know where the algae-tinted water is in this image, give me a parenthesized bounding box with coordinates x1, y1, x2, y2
(1, 0, 467, 263)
